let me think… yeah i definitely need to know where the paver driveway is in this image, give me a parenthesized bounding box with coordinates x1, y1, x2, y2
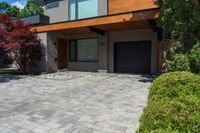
(0, 72, 153, 133)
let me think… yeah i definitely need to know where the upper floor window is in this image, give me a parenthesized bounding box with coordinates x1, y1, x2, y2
(69, 0, 98, 20)
(46, 1, 59, 9)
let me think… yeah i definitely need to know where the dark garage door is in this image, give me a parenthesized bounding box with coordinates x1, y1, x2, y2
(114, 41, 151, 74)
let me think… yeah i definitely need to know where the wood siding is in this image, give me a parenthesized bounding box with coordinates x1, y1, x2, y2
(57, 39, 68, 69)
(108, 0, 158, 14)
(33, 9, 160, 33)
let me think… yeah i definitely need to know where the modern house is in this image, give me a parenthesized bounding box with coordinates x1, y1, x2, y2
(30, 0, 164, 74)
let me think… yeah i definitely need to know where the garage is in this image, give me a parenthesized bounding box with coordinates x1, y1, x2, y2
(114, 41, 151, 74)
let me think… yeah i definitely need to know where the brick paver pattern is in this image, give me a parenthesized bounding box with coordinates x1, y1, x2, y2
(0, 72, 152, 133)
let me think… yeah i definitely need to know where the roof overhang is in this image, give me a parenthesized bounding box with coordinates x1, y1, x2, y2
(32, 9, 160, 33)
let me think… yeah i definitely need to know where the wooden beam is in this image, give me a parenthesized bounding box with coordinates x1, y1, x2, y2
(32, 9, 160, 33)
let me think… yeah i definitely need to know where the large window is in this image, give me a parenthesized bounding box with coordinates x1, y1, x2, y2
(46, 1, 59, 9)
(69, 39, 98, 62)
(69, 0, 98, 20)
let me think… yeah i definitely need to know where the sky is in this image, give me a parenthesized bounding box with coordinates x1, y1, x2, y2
(0, 0, 27, 9)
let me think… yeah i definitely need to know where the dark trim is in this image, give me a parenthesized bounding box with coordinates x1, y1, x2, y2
(89, 26, 105, 35)
(147, 20, 158, 32)
(107, 32, 109, 72)
(45, 0, 60, 9)
(44, 0, 61, 4)
(113, 42, 117, 73)
(107, 0, 109, 15)
(33, 8, 160, 27)
(69, 40, 77, 62)
(68, 0, 78, 20)
(15, 14, 48, 20)
(69, 38, 99, 62)
(69, 61, 98, 63)
(113, 40, 152, 73)
(75, 0, 78, 20)
(15, 14, 49, 26)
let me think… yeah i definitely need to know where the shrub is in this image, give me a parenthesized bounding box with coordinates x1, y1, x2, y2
(166, 54, 190, 72)
(137, 72, 200, 133)
(0, 14, 43, 73)
(189, 42, 200, 74)
(165, 42, 190, 72)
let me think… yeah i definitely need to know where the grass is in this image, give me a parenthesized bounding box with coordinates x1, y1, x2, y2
(137, 72, 200, 133)
(0, 68, 18, 74)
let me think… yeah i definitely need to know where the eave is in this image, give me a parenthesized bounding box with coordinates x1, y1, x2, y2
(32, 8, 160, 33)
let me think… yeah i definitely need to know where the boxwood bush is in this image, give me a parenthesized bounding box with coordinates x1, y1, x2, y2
(137, 72, 200, 133)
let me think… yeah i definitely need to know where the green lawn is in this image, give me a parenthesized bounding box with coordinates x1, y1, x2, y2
(0, 68, 18, 74)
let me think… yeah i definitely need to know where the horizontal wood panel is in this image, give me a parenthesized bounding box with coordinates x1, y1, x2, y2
(58, 20, 150, 35)
(32, 9, 159, 33)
(96, 21, 150, 31)
(108, 0, 158, 14)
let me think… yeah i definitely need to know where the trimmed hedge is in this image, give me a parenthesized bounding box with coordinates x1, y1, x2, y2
(0, 68, 17, 74)
(137, 72, 200, 133)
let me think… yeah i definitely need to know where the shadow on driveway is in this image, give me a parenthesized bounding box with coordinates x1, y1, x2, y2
(138, 74, 158, 83)
(0, 74, 24, 83)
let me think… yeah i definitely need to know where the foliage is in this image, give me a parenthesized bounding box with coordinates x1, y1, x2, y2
(21, 0, 44, 17)
(157, 0, 200, 73)
(166, 54, 190, 72)
(137, 72, 200, 133)
(165, 42, 190, 72)
(0, 2, 20, 18)
(189, 42, 200, 74)
(165, 41, 200, 73)
(0, 14, 43, 73)
(0, 68, 17, 74)
(0, 1, 44, 19)
(156, 0, 200, 51)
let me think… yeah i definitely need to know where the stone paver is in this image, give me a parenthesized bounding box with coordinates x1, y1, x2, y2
(0, 71, 153, 133)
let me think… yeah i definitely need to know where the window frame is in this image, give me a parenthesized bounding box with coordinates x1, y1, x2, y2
(45, 0, 60, 10)
(68, 0, 98, 20)
(69, 38, 98, 62)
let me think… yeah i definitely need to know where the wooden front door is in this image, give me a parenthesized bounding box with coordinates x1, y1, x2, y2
(57, 39, 68, 69)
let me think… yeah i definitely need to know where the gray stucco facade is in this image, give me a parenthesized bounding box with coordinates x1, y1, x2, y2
(33, 0, 159, 74)
(108, 29, 158, 73)
(44, 0, 108, 23)
(37, 29, 158, 74)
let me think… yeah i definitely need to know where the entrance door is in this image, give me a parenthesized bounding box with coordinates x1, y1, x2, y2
(114, 41, 151, 74)
(57, 39, 68, 69)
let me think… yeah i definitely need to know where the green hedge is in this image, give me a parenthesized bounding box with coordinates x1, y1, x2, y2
(0, 68, 18, 74)
(137, 72, 200, 133)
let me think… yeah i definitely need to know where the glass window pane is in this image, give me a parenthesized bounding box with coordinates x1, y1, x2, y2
(70, 40, 76, 61)
(77, 39, 98, 61)
(46, 1, 59, 9)
(69, 0, 76, 20)
(78, 0, 98, 19)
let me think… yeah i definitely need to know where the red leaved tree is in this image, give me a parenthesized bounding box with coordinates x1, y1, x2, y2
(0, 14, 43, 73)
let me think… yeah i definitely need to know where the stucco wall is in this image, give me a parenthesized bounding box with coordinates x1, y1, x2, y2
(35, 31, 107, 73)
(44, 0, 107, 24)
(44, 0, 68, 23)
(108, 29, 158, 73)
(98, 0, 108, 16)
(46, 32, 67, 72)
(36, 29, 158, 74)
(67, 32, 108, 72)
(31, 32, 47, 73)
